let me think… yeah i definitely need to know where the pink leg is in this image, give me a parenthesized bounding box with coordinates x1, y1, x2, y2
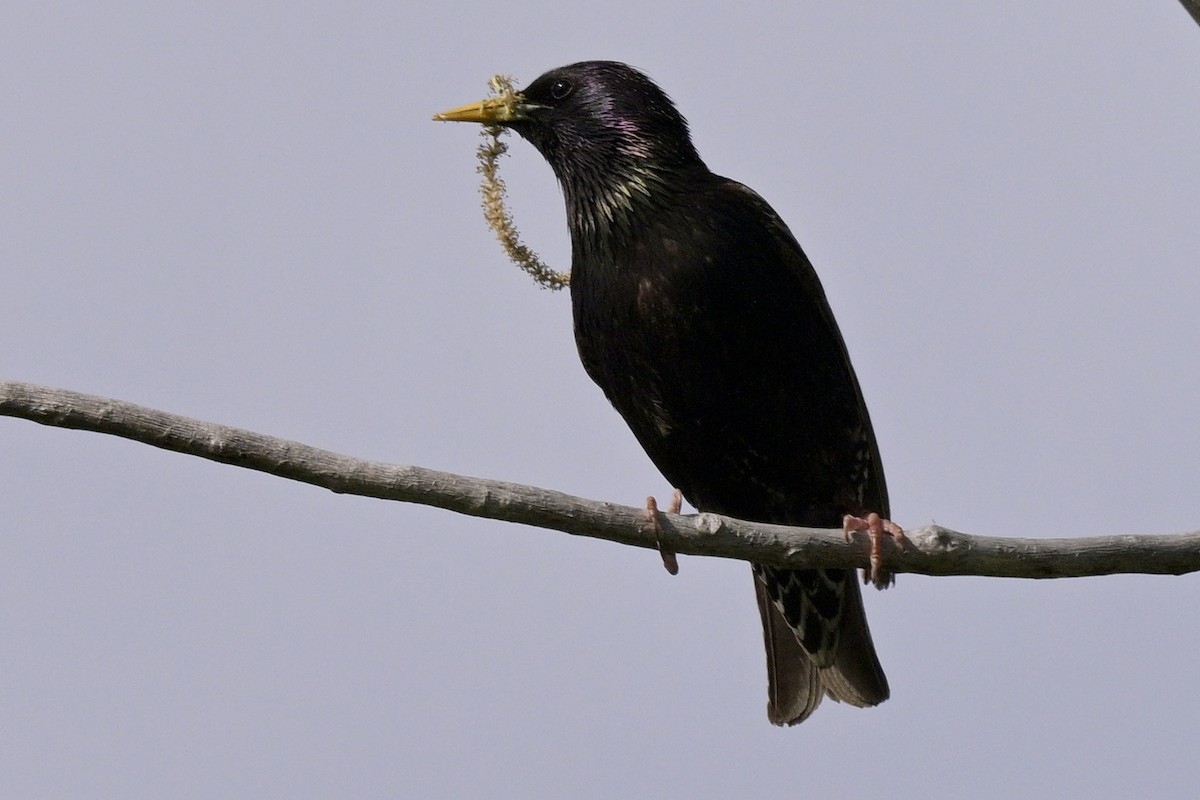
(645, 490, 683, 575)
(843, 512, 906, 589)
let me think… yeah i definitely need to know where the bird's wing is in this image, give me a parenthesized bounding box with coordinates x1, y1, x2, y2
(716, 178, 891, 518)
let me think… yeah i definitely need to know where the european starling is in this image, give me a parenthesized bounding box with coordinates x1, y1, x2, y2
(437, 61, 894, 725)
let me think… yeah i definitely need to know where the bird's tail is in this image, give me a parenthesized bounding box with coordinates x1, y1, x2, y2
(753, 566, 889, 725)
(819, 574, 890, 707)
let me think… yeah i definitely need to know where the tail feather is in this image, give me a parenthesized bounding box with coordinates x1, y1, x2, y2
(755, 576, 823, 724)
(820, 575, 889, 707)
(753, 567, 888, 725)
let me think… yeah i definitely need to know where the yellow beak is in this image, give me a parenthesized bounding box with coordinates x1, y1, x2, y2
(433, 96, 526, 124)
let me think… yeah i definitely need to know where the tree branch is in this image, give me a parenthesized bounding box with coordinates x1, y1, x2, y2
(1181, 0, 1200, 29)
(3, 380, 1198, 579)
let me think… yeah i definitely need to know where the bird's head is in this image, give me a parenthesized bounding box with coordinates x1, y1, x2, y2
(436, 61, 704, 239)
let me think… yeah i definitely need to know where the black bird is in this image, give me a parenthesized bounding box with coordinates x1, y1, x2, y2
(436, 61, 896, 725)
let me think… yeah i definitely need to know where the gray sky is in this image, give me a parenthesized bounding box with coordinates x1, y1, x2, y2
(3, 3, 1199, 798)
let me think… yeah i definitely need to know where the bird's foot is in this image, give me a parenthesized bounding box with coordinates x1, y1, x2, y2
(843, 512, 906, 590)
(645, 489, 683, 575)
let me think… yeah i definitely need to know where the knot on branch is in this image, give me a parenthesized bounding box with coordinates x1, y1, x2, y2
(921, 524, 968, 555)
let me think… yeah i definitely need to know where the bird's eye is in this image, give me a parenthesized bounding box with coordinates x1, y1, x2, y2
(550, 78, 574, 100)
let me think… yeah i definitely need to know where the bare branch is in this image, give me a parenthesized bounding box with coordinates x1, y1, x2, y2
(3, 380, 1198, 579)
(1181, 0, 1200, 28)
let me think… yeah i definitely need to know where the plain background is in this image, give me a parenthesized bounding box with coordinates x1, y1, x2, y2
(3, 3, 1198, 798)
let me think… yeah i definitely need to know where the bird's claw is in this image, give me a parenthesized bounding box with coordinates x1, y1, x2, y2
(645, 489, 683, 575)
(843, 512, 905, 590)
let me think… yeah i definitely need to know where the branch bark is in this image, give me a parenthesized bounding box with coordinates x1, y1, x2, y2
(1181, 0, 1200, 29)
(3, 380, 1198, 579)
